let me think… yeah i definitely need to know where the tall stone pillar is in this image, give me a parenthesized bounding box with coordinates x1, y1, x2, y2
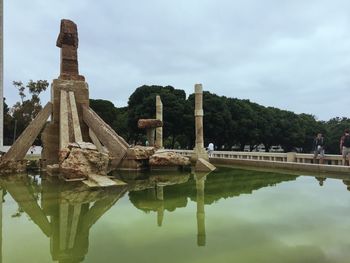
(155, 95, 163, 148)
(191, 84, 209, 161)
(195, 174, 206, 246)
(0, 0, 4, 148)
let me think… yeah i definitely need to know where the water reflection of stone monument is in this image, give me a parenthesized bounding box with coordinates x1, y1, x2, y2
(195, 173, 207, 246)
(0, 176, 126, 263)
(128, 173, 190, 227)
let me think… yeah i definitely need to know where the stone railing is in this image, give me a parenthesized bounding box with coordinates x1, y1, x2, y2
(168, 149, 345, 166)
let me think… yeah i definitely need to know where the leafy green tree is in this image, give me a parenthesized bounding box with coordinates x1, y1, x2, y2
(324, 118, 350, 154)
(127, 85, 187, 148)
(89, 99, 130, 140)
(10, 80, 49, 144)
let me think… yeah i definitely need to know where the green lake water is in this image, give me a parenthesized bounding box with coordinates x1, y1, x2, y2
(1, 167, 350, 263)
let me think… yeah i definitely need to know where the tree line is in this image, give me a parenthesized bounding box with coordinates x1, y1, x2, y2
(3, 82, 350, 154)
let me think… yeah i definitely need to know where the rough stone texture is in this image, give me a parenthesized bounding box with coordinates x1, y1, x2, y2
(0, 160, 27, 175)
(42, 79, 90, 167)
(149, 151, 191, 167)
(191, 84, 209, 162)
(56, 19, 85, 81)
(82, 106, 128, 168)
(59, 142, 109, 179)
(46, 164, 60, 176)
(195, 158, 216, 172)
(126, 146, 156, 160)
(138, 119, 163, 129)
(118, 159, 147, 170)
(155, 95, 163, 148)
(118, 146, 156, 170)
(1, 102, 52, 162)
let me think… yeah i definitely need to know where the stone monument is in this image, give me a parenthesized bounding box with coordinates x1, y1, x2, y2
(191, 84, 209, 162)
(1, 19, 129, 180)
(155, 95, 163, 148)
(137, 119, 162, 147)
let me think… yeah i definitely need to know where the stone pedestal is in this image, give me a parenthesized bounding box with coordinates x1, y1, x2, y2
(42, 79, 90, 166)
(191, 84, 209, 162)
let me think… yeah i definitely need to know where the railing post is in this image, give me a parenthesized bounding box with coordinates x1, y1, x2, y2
(287, 152, 296, 162)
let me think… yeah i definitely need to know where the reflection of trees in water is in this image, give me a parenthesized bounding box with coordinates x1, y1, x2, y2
(129, 168, 298, 212)
(128, 168, 298, 247)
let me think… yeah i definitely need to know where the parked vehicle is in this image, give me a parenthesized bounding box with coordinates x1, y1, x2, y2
(269, 145, 284, 152)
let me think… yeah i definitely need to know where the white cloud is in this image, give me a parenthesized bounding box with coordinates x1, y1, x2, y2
(4, 0, 350, 120)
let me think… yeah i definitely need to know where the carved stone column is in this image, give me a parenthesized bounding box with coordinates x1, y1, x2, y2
(155, 95, 163, 148)
(191, 84, 209, 161)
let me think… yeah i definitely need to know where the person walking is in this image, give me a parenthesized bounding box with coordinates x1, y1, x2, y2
(313, 133, 325, 164)
(340, 129, 350, 166)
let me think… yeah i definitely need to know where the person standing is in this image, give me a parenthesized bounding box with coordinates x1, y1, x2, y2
(207, 142, 214, 157)
(340, 129, 350, 166)
(313, 133, 325, 164)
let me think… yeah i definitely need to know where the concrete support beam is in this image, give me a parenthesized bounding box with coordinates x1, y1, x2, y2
(82, 106, 128, 167)
(60, 90, 69, 149)
(2, 102, 52, 161)
(155, 95, 163, 148)
(89, 129, 105, 153)
(68, 91, 83, 142)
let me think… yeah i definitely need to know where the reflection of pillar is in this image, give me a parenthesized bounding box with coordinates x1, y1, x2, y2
(195, 175, 206, 246)
(156, 185, 164, 200)
(156, 184, 164, 227)
(155, 95, 163, 148)
(191, 84, 209, 162)
(315, 176, 326, 187)
(157, 205, 164, 227)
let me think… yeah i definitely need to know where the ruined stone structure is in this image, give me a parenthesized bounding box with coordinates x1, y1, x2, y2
(1, 19, 129, 180)
(0, 19, 195, 176)
(191, 84, 209, 162)
(155, 95, 163, 148)
(56, 19, 85, 81)
(138, 119, 163, 147)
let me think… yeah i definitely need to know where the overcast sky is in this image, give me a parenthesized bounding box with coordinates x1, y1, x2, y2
(3, 0, 350, 120)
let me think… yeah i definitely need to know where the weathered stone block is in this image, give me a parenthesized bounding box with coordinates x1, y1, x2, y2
(59, 143, 109, 179)
(149, 151, 191, 167)
(138, 119, 163, 129)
